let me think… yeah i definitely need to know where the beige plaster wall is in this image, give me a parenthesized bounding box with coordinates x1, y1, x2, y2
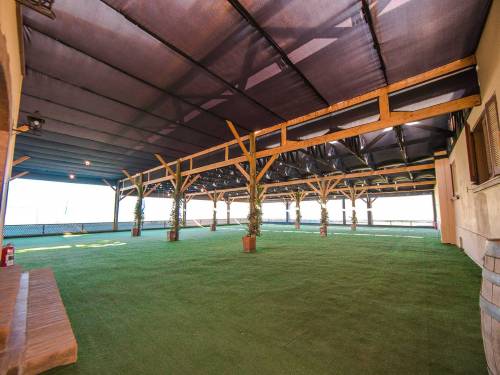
(0, 0, 23, 128)
(449, 0, 500, 266)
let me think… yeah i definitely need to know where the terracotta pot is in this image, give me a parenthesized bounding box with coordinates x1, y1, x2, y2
(351, 223, 357, 231)
(131, 227, 141, 237)
(320, 225, 327, 237)
(169, 230, 178, 241)
(242, 235, 256, 253)
(295, 223, 300, 230)
(210, 223, 216, 231)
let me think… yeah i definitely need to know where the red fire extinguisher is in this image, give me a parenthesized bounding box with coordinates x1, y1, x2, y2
(1, 244, 15, 267)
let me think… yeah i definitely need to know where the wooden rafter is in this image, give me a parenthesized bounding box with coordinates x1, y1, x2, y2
(234, 163, 250, 181)
(181, 174, 200, 193)
(185, 163, 433, 198)
(119, 57, 478, 190)
(119, 188, 135, 201)
(10, 171, 29, 181)
(256, 154, 278, 183)
(144, 183, 161, 197)
(102, 178, 116, 191)
(228, 181, 435, 201)
(12, 155, 30, 167)
(226, 120, 250, 159)
(154, 153, 176, 178)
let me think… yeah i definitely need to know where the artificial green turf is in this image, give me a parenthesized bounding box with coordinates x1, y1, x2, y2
(12, 224, 485, 374)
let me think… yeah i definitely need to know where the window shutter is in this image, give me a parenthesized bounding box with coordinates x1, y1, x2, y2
(464, 122, 478, 183)
(484, 95, 500, 176)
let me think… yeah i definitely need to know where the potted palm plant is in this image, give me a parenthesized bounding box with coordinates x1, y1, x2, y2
(131, 183, 144, 237)
(294, 191, 302, 230)
(242, 185, 264, 252)
(320, 201, 328, 237)
(169, 195, 180, 241)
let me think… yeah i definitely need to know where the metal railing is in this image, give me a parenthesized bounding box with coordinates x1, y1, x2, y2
(263, 218, 434, 227)
(4, 218, 249, 238)
(4, 217, 433, 238)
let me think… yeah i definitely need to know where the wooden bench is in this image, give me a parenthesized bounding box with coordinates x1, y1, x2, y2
(0, 267, 77, 375)
(0, 265, 22, 351)
(23, 269, 77, 375)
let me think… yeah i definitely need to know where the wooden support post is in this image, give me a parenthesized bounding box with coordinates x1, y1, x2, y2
(226, 197, 231, 225)
(131, 174, 144, 237)
(431, 190, 437, 229)
(248, 132, 258, 238)
(292, 191, 303, 230)
(113, 181, 120, 231)
(350, 188, 357, 231)
(170, 160, 182, 241)
(211, 191, 218, 231)
(342, 198, 346, 225)
(0, 129, 17, 245)
(367, 194, 373, 226)
(285, 199, 290, 223)
(317, 181, 331, 237)
(434, 156, 456, 244)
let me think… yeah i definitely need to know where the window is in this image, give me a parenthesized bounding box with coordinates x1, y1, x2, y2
(467, 94, 500, 185)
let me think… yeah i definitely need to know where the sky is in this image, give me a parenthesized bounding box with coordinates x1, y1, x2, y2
(5, 179, 434, 225)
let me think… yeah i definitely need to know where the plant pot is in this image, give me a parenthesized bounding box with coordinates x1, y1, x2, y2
(320, 225, 327, 237)
(169, 230, 178, 241)
(242, 235, 256, 253)
(351, 223, 357, 231)
(131, 227, 141, 237)
(210, 223, 216, 231)
(295, 223, 300, 230)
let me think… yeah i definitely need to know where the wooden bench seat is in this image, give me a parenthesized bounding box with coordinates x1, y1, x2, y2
(0, 265, 22, 351)
(22, 269, 77, 375)
(0, 272, 29, 375)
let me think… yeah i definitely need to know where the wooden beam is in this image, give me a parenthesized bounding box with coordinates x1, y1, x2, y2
(307, 182, 321, 196)
(181, 174, 200, 193)
(102, 178, 116, 191)
(256, 154, 278, 183)
(119, 57, 477, 188)
(206, 191, 214, 201)
(234, 162, 250, 182)
(185, 163, 435, 197)
(256, 95, 480, 159)
(10, 171, 29, 181)
(120, 188, 135, 201)
(144, 183, 161, 197)
(355, 188, 368, 200)
(379, 88, 390, 120)
(154, 153, 176, 177)
(226, 120, 250, 159)
(12, 155, 30, 167)
(232, 181, 436, 201)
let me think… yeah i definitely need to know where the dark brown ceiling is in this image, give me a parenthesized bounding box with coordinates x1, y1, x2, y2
(14, 0, 491, 186)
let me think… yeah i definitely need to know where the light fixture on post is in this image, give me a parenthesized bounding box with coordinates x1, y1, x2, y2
(14, 113, 45, 134)
(84, 160, 91, 166)
(69, 173, 76, 180)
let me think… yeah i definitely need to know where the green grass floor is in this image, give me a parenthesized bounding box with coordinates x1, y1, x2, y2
(12, 224, 485, 374)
